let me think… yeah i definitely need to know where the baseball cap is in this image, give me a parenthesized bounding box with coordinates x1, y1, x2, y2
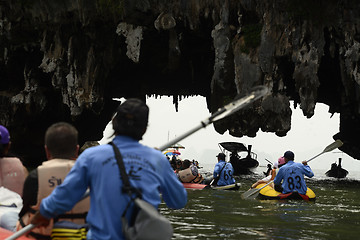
(112, 98, 149, 140)
(283, 151, 294, 160)
(0, 125, 10, 145)
(116, 98, 149, 128)
(216, 153, 226, 160)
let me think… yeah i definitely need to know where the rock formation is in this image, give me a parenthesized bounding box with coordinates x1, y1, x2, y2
(1, 0, 360, 167)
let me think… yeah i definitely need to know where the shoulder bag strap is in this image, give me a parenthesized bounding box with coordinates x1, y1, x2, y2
(219, 162, 227, 175)
(109, 142, 135, 195)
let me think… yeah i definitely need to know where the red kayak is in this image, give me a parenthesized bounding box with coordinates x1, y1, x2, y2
(183, 183, 208, 189)
(0, 227, 32, 240)
(183, 182, 240, 190)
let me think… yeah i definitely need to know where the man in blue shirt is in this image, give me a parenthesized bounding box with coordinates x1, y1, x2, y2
(274, 151, 314, 195)
(213, 153, 235, 186)
(31, 98, 187, 240)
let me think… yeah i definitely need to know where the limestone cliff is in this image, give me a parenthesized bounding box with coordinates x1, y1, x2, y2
(1, 0, 360, 167)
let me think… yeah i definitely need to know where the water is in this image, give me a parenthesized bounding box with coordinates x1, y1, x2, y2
(159, 168, 360, 239)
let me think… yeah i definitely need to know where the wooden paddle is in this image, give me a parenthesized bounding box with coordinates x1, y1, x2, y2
(241, 139, 344, 200)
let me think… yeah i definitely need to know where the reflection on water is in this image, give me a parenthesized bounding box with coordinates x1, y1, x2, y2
(160, 174, 360, 239)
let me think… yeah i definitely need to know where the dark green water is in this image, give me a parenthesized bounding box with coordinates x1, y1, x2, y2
(160, 175, 360, 240)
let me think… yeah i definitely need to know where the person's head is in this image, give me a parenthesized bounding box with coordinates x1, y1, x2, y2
(182, 159, 191, 169)
(112, 98, 149, 141)
(276, 156, 286, 168)
(0, 125, 11, 157)
(44, 122, 79, 160)
(216, 153, 226, 161)
(283, 151, 294, 162)
(176, 159, 182, 169)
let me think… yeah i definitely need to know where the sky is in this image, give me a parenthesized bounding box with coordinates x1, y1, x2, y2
(100, 96, 360, 178)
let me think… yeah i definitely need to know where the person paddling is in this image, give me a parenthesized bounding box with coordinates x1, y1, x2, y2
(213, 153, 235, 186)
(0, 125, 28, 232)
(30, 98, 187, 240)
(273, 151, 314, 196)
(250, 156, 286, 189)
(16, 122, 89, 239)
(177, 159, 204, 184)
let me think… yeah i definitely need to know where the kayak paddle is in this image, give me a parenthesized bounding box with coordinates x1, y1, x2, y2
(241, 180, 274, 199)
(159, 85, 268, 151)
(306, 139, 343, 163)
(241, 139, 344, 200)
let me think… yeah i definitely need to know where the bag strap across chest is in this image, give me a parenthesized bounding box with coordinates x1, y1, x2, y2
(109, 142, 140, 197)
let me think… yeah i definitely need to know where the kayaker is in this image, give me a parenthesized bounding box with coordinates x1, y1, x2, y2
(178, 159, 204, 183)
(273, 151, 314, 195)
(0, 125, 28, 232)
(30, 98, 187, 240)
(250, 156, 286, 189)
(0, 125, 28, 197)
(16, 122, 90, 239)
(213, 153, 235, 186)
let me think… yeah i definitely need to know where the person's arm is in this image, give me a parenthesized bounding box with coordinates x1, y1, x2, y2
(273, 168, 283, 185)
(301, 161, 314, 178)
(31, 211, 51, 227)
(19, 170, 38, 218)
(270, 168, 276, 180)
(213, 163, 220, 178)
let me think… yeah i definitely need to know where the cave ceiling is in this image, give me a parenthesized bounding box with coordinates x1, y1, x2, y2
(1, 0, 360, 167)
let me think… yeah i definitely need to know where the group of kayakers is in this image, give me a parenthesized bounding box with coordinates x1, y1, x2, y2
(169, 151, 236, 187)
(1, 97, 317, 239)
(1, 98, 187, 239)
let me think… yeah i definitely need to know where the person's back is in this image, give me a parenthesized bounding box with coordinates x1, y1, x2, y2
(0, 125, 27, 197)
(213, 153, 235, 186)
(178, 159, 204, 183)
(274, 151, 314, 195)
(32, 98, 187, 240)
(0, 125, 27, 232)
(17, 122, 89, 238)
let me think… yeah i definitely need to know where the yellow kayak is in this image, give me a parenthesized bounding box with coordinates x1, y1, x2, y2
(256, 183, 316, 201)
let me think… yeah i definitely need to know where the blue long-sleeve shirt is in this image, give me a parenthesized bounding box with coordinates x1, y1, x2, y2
(273, 160, 314, 195)
(40, 135, 187, 240)
(213, 160, 235, 186)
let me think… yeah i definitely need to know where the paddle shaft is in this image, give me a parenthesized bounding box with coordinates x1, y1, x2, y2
(159, 121, 207, 151)
(246, 180, 274, 198)
(5, 224, 35, 240)
(158, 86, 268, 151)
(306, 152, 323, 163)
(306, 140, 343, 163)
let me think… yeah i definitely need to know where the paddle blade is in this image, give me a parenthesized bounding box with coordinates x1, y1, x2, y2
(323, 139, 343, 153)
(210, 85, 268, 122)
(241, 188, 261, 199)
